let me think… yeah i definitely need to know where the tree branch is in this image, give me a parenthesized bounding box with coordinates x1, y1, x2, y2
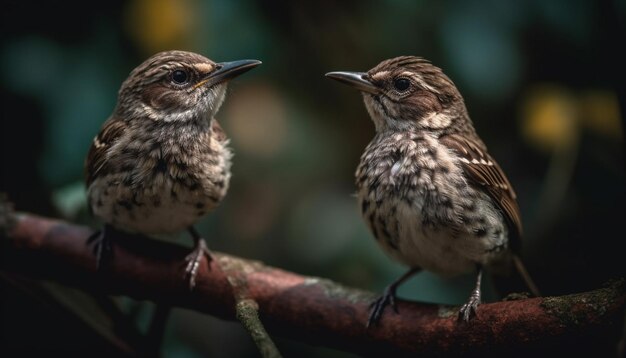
(1, 207, 625, 357)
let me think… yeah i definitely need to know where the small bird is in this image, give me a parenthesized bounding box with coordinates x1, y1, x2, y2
(85, 50, 261, 289)
(326, 56, 539, 325)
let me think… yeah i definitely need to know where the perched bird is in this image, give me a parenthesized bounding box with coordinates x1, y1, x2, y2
(85, 50, 261, 289)
(326, 56, 539, 325)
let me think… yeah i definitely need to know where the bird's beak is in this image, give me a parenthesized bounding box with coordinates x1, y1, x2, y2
(325, 71, 380, 95)
(196, 59, 262, 89)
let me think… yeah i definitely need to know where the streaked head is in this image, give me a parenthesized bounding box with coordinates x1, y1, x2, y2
(116, 50, 261, 122)
(326, 56, 468, 133)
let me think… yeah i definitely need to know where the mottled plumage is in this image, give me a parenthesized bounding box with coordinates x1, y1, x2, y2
(326, 56, 538, 325)
(85, 50, 260, 288)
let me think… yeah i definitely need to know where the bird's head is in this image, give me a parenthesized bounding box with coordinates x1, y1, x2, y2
(326, 56, 468, 134)
(116, 50, 261, 122)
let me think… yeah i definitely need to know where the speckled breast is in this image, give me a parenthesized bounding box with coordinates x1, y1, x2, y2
(88, 137, 232, 236)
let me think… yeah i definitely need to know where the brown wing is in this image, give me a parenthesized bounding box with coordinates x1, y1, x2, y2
(440, 133, 523, 250)
(85, 116, 127, 187)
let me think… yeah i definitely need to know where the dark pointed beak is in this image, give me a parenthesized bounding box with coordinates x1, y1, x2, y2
(325, 71, 379, 95)
(200, 59, 262, 88)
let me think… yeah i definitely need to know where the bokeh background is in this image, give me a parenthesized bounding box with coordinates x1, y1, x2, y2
(1, 0, 624, 356)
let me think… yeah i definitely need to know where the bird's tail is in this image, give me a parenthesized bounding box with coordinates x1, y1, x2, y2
(512, 254, 542, 297)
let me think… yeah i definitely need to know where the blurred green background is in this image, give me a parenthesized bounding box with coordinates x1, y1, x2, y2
(1, 0, 624, 356)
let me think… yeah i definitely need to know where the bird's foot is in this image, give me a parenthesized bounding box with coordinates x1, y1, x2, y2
(87, 226, 113, 270)
(458, 293, 481, 322)
(184, 238, 212, 290)
(367, 285, 398, 327)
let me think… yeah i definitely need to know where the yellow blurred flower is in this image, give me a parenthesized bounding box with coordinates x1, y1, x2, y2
(125, 0, 197, 54)
(521, 85, 623, 152)
(521, 85, 579, 153)
(578, 90, 623, 140)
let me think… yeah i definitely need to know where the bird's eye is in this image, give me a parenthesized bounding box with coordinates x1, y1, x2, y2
(393, 78, 411, 92)
(171, 69, 189, 84)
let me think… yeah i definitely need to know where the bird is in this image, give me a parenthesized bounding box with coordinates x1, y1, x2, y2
(326, 56, 540, 325)
(85, 50, 261, 289)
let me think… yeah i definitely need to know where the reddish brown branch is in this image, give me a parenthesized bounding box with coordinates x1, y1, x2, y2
(1, 211, 625, 357)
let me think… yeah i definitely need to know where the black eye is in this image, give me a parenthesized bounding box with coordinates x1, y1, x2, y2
(171, 69, 189, 84)
(393, 78, 411, 92)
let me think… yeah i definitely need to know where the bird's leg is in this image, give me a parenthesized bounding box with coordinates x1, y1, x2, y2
(87, 224, 114, 270)
(459, 265, 483, 322)
(367, 267, 420, 327)
(184, 226, 213, 290)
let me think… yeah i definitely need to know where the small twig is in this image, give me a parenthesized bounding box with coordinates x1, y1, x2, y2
(218, 243, 282, 357)
(236, 299, 282, 358)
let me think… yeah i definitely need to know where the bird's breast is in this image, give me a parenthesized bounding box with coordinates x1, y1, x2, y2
(88, 125, 232, 235)
(355, 133, 511, 275)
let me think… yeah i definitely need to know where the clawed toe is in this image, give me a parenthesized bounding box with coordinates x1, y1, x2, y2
(184, 238, 213, 290)
(458, 267, 483, 322)
(367, 267, 420, 328)
(458, 297, 480, 322)
(87, 227, 113, 270)
(367, 288, 397, 327)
